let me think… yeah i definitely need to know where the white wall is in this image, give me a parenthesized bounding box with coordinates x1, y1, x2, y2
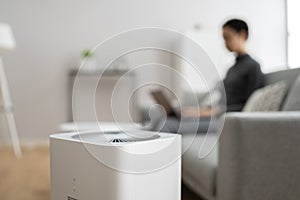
(0, 0, 286, 140)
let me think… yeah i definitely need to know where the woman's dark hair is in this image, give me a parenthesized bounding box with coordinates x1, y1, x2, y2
(223, 19, 249, 39)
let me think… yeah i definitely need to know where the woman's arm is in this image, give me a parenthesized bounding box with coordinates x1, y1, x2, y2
(181, 107, 220, 117)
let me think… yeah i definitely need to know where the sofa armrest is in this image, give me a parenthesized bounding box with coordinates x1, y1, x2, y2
(217, 112, 300, 200)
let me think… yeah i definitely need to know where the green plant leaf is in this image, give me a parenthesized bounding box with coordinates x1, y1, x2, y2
(81, 49, 93, 58)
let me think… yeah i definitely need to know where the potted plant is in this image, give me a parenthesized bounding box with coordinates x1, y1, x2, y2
(80, 49, 97, 71)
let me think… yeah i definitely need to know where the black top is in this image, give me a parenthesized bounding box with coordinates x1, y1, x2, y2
(223, 54, 264, 111)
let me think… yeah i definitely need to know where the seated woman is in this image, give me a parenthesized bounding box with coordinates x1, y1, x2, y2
(157, 18, 265, 133)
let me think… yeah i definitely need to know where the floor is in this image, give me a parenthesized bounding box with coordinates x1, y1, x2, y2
(0, 146, 202, 200)
(0, 146, 50, 200)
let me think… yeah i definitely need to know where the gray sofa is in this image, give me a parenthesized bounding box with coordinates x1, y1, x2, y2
(182, 68, 300, 200)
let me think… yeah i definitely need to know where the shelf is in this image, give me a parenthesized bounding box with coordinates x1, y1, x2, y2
(69, 69, 134, 77)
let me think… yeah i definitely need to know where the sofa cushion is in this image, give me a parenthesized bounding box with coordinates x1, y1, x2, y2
(282, 74, 300, 111)
(242, 81, 287, 112)
(182, 133, 218, 200)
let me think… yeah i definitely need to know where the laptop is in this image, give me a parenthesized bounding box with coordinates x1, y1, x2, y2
(150, 90, 180, 118)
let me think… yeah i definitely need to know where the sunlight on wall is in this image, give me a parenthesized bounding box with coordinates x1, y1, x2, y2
(288, 0, 300, 68)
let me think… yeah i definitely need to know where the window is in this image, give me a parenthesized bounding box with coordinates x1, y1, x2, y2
(287, 0, 300, 68)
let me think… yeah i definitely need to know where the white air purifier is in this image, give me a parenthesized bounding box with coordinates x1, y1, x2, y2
(50, 129, 181, 200)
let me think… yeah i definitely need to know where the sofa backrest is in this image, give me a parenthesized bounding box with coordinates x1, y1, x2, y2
(265, 67, 300, 111)
(264, 68, 300, 89)
(181, 68, 300, 108)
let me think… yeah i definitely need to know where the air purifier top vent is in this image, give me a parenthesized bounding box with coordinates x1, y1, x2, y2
(61, 130, 163, 146)
(109, 134, 160, 143)
(67, 196, 77, 200)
